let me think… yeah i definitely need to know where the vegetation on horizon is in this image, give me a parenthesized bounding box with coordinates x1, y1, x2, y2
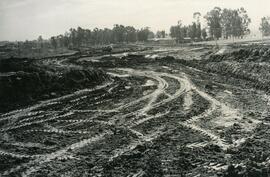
(170, 7, 251, 43)
(1, 6, 270, 56)
(50, 25, 154, 49)
(260, 16, 270, 37)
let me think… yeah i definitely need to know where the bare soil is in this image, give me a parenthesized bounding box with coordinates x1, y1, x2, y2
(0, 45, 270, 177)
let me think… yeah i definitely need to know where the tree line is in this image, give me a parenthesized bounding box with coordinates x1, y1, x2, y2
(206, 7, 251, 40)
(47, 13, 270, 49)
(50, 25, 154, 49)
(170, 7, 253, 43)
(9, 6, 270, 52)
(170, 12, 207, 43)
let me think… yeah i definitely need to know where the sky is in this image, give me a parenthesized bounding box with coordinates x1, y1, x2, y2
(0, 0, 269, 41)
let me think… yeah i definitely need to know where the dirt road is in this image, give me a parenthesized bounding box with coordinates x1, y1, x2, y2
(0, 47, 269, 176)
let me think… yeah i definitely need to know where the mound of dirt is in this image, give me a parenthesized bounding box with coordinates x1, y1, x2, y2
(208, 46, 270, 63)
(0, 57, 110, 113)
(164, 45, 270, 92)
(77, 54, 154, 69)
(203, 46, 270, 91)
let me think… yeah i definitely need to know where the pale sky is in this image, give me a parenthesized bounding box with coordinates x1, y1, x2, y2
(0, 0, 269, 41)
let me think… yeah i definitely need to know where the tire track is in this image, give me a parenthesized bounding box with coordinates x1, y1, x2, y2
(170, 73, 231, 149)
(25, 129, 91, 135)
(0, 67, 235, 176)
(0, 112, 74, 132)
(2, 131, 113, 177)
(0, 81, 113, 121)
(0, 150, 36, 159)
(180, 122, 229, 150)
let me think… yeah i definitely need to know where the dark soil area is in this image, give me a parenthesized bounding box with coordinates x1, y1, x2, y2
(0, 56, 110, 113)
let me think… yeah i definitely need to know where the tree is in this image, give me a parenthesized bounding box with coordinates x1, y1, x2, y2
(125, 26, 137, 42)
(137, 28, 151, 42)
(181, 26, 189, 38)
(259, 16, 270, 37)
(37, 35, 43, 49)
(170, 25, 182, 43)
(193, 12, 202, 40)
(221, 8, 251, 40)
(170, 20, 198, 43)
(238, 7, 251, 37)
(69, 28, 77, 48)
(63, 32, 70, 48)
(156, 30, 166, 38)
(56, 35, 64, 48)
(221, 8, 233, 39)
(204, 7, 222, 41)
(196, 23, 202, 39)
(170, 20, 186, 43)
(202, 28, 207, 40)
(50, 37, 57, 49)
(193, 12, 201, 24)
(161, 31, 166, 38)
(37, 35, 43, 43)
(113, 24, 126, 43)
(77, 27, 85, 46)
(102, 28, 113, 44)
(188, 22, 197, 40)
(92, 28, 99, 45)
(148, 31, 155, 39)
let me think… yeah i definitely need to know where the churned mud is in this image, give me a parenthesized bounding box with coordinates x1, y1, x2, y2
(0, 45, 270, 176)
